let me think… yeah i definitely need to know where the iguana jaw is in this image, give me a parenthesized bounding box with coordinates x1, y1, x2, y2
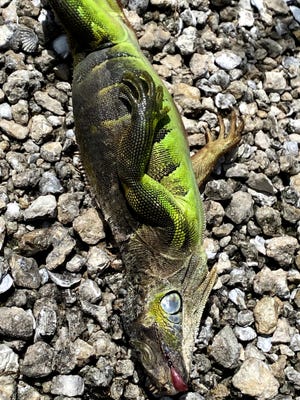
(130, 322, 188, 395)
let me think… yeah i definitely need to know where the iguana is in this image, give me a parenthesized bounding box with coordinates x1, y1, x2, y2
(48, 0, 243, 395)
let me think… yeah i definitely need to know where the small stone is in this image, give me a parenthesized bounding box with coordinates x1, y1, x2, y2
(78, 279, 101, 303)
(264, 71, 286, 92)
(123, 383, 141, 399)
(257, 336, 272, 352)
(35, 306, 57, 340)
(21, 342, 54, 378)
(115, 359, 135, 378)
(9, 253, 41, 289)
(232, 358, 279, 399)
(0, 376, 16, 400)
(34, 91, 64, 115)
(0, 103, 12, 120)
(253, 267, 289, 298)
(24, 195, 57, 220)
(255, 206, 282, 237)
(228, 288, 246, 309)
(17, 381, 46, 400)
(29, 115, 53, 144)
(175, 27, 197, 55)
(225, 163, 249, 178)
(210, 325, 240, 368)
(73, 338, 95, 367)
(253, 296, 282, 335)
(139, 22, 170, 50)
(215, 50, 242, 70)
(237, 310, 254, 327)
(204, 179, 234, 201)
(0, 119, 29, 140)
(226, 191, 254, 224)
(173, 83, 201, 113)
(255, 130, 271, 150)
(73, 208, 105, 245)
(39, 172, 63, 194)
(66, 254, 86, 272)
(234, 326, 257, 341)
(40, 142, 63, 162)
(57, 193, 81, 224)
(214, 92, 237, 109)
(51, 375, 84, 396)
(272, 318, 291, 344)
(0, 307, 34, 340)
(19, 228, 52, 255)
(247, 172, 275, 195)
(81, 301, 108, 331)
(45, 225, 76, 270)
(190, 53, 216, 78)
(285, 366, 300, 388)
(86, 246, 111, 276)
(266, 236, 298, 267)
(0, 344, 19, 375)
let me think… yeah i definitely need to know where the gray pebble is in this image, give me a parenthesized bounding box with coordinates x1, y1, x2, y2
(21, 341, 54, 378)
(78, 279, 101, 303)
(210, 325, 240, 368)
(232, 358, 279, 399)
(81, 359, 114, 387)
(215, 50, 242, 70)
(35, 306, 57, 340)
(51, 375, 85, 396)
(228, 288, 247, 309)
(0, 119, 28, 140)
(234, 326, 257, 341)
(9, 253, 41, 289)
(226, 191, 254, 224)
(73, 208, 105, 245)
(57, 193, 81, 224)
(175, 27, 197, 55)
(253, 267, 289, 298)
(24, 195, 57, 220)
(247, 172, 276, 194)
(0, 102, 12, 120)
(0, 344, 19, 375)
(40, 142, 63, 162)
(255, 206, 282, 236)
(266, 236, 298, 267)
(0, 307, 34, 340)
(39, 172, 63, 195)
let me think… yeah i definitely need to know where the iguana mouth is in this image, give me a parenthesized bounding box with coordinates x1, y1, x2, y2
(170, 364, 188, 392)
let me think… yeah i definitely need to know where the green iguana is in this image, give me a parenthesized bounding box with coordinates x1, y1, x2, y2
(48, 0, 243, 395)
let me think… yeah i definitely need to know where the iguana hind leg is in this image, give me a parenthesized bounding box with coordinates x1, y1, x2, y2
(192, 110, 244, 187)
(117, 71, 188, 248)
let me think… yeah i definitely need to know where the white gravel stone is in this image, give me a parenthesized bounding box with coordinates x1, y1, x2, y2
(232, 358, 279, 399)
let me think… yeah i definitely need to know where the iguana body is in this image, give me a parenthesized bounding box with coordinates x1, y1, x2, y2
(49, 0, 243, 395)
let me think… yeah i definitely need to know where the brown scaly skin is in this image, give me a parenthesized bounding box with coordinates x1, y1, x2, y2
(48, 0, 244, 395)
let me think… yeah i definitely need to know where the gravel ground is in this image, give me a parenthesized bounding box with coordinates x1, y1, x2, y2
(0, 0, 300, 399)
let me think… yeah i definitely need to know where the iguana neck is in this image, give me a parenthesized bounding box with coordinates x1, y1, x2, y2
(49, 0, 138, 58)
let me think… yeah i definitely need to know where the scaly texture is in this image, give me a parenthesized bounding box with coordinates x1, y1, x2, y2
(48, 0, 242, 395)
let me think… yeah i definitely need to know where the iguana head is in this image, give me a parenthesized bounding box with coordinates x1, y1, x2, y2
(123, 242, 216, 395)
(130, 290, 188, 395)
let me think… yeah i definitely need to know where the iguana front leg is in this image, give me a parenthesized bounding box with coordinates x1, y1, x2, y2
(117, 71, 189, 248)
(192, 111, 244, 187)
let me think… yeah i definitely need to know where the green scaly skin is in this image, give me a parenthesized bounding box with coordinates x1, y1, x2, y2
(48, 0, 243, 395)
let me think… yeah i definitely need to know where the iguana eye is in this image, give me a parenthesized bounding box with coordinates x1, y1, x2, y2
(160, 291, 181, 314)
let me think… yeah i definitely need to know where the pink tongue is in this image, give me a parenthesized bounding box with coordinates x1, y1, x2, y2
(170, 366, 188, 392)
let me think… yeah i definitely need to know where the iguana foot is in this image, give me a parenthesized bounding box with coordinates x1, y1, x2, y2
(192, 110, 244, 187)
